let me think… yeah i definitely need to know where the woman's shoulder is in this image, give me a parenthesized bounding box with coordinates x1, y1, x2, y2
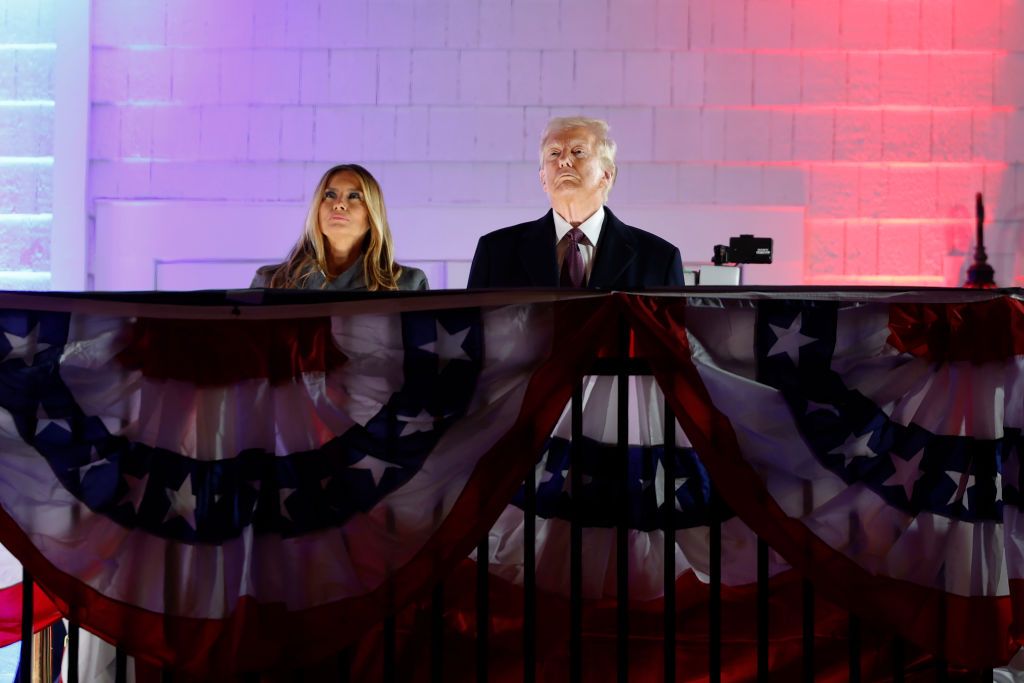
(396, 264, 430, 291)
(249, 264, 278, 288)
(250, 263, 320, 289)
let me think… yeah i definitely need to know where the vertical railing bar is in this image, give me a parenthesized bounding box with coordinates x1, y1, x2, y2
(616, 318, 629, 683)
(757, 537, 769, 682)
(662, 397, 676, 683)
(68, 621, 79, 683)
(801, 579, 814, 683)
(431, 583, 444, 683)
(848, 614, 860, 683)
(801, 480, 814, 683)
(848, 510, 860, 683)
(383, 613, 396, 683)
(114, 646, 127, 683)
(570, 378, 583, 683)
(891, 636, 904, 683)
(382, 409, 399, 683)
(338, 647, 352, 683)
(709, 487, 722, 683)
(936, 591, 948, 683)
(430, 495, 445, 683)
(476, 534, 489, 683)
(523, 459, 537, 683)
(19, 569, 32, 683)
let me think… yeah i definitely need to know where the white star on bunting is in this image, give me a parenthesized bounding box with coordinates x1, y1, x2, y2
(164, 474, 198, 529)
(654, 458, 690, 511)
(350, 454, 396, 487)
(279, 487, 297, 521)
(534, 451, 554, 490)
(119, 472, 149, 514)
(767, 314, 816, 366)
(418, 321, 471, 373)
(3, 324, 51, 366)
(884, 448, 926, 501)
(398, 409, 436, 436)
(76, 448, 110, 480)
(831, 430, 877, 468)
(945, 471, 977, 508)
(35, 418, 70, 437)
(560, 469, 592, 495)
(805, 400, 840, 416)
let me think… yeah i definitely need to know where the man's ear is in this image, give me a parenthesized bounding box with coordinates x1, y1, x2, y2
(539, 168, 548, 192)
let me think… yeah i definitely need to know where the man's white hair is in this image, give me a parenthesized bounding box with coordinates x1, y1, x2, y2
(539, 116, 617, 198)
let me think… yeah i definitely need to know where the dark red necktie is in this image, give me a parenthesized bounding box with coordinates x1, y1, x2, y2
(559, 228, 585, 288)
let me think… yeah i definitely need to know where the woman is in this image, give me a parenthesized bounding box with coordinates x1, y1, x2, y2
(251, 164, 429, 291)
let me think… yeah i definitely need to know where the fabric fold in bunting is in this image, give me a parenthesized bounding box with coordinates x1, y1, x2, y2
(0, 288, 1019, 675)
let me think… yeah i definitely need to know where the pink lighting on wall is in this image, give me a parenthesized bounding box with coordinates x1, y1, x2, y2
(68, 0, 1024, 288)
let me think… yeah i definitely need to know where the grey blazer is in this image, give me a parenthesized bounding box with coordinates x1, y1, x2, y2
(250, 257, 429, 291)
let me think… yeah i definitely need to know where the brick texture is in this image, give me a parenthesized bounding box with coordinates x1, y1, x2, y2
(69, 0, 1024, 287)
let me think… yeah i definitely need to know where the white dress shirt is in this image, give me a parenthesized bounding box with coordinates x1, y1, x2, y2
(554, 207, 604, 285)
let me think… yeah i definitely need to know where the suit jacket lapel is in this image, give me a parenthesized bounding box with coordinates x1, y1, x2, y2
(517, 210, 559, 287)
(588, 207, 636, 289)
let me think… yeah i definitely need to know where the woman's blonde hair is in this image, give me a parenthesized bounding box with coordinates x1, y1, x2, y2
(260, 164, 402, 290)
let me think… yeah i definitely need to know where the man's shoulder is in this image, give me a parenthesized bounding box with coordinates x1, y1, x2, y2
(606, 210, 680, 254)
(477, 214, 550, 244)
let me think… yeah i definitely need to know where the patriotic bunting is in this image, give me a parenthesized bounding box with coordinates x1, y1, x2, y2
(0, 289, 1017, 676)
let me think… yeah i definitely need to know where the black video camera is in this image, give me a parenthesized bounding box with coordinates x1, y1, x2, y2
(712, 234, 773, 266)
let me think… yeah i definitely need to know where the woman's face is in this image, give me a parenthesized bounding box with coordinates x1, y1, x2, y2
(318, 171, 370, 247)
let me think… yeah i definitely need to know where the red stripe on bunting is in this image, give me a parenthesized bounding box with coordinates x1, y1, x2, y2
(116, 317, 348, 386)
(0, 298, 622, 676)
(623, 292, 1019, 670)
(887, 296, 1024, 363)
(0, 582, 61, 648)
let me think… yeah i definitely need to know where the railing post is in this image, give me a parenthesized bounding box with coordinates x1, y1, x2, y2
(67, 622, 78, 683)
(20, 569, 32, 683)
(114, 646, 127, 683)
(31, 624, 50, 683)
(430, 583, 443, 683)
(476, 533, 488, 683)
(523, 461, 536, 683)
(709, 487, 721, 683)
(848, 614, 860, 683)
(569, 378, 583, 683)
(615, 318, 630, 683)
(662, 398, 676, 683)
(757, 538, 769, 682)
(801, 481, 814, 683)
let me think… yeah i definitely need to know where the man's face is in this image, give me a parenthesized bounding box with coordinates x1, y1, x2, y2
(539, 126, 612, 205)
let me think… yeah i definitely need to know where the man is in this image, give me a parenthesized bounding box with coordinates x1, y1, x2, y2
(467, 116, 684, 289)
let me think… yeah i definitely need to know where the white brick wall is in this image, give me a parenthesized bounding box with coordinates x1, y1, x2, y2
(1, 2, 55, 290)
(80, 0, 1024, 286)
